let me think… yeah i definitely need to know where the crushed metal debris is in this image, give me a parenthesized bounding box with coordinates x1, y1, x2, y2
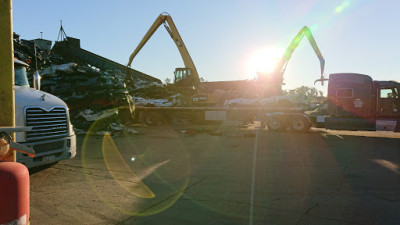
(13, 32, 151, 132)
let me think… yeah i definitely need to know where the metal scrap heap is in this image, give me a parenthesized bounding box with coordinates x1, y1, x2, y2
(13, 33, 135, 132)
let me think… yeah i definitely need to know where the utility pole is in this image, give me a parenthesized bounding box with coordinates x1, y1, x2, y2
(0, 3, 33, 225)
(0, 0, 16, 162)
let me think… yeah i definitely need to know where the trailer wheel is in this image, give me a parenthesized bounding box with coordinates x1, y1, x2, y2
(266, 117, 286, 131)
(290, 117, 310, 132)
(144, 112, 159, 126)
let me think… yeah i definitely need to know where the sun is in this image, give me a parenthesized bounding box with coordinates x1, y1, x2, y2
(247, 47, 283, 79)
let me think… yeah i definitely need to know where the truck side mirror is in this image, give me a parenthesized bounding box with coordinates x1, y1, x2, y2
(33, 71, 41, 90)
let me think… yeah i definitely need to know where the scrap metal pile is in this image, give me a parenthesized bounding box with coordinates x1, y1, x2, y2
(13, 33, 137, 133)
(40, 63, 135, 131)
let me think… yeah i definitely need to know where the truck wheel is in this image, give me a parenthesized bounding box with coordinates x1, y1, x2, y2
(267, 117, 286, 132)
(290, 117, 310, 132)
(144, 112, 159, 126)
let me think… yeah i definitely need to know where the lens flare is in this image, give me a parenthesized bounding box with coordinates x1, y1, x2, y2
(81, 110, 191, 216)
(247, 46, 283, 79)
(102, 133, 155, 198)
(335, 0, 350, 13)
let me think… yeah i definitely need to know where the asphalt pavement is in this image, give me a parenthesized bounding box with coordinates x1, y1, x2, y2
(29, 126, 400, 225)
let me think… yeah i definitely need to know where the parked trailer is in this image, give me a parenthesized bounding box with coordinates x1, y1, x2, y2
(134, 105, 312, 132)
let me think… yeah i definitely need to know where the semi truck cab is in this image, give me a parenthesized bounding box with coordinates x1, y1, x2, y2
(325, 73, 400, 131)
(13, 59, 76, 168)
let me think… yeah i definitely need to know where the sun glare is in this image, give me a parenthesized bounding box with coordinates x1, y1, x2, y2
(247, 47, 283, 79)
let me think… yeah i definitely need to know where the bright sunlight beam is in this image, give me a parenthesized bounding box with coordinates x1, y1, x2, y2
(247, 46, 283, 79)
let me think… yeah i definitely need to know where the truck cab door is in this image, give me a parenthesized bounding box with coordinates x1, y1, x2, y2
(377, 86, 400, 117)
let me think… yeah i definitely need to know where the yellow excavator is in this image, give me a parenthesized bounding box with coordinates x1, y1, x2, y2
(127, 12, 201, 90)
(127, 12, 228, 106)
(257, 26, 327, 97)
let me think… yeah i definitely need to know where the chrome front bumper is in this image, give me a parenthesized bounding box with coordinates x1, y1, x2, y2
(17, 134, 76, 168)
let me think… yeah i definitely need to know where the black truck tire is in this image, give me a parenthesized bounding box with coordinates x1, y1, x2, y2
(266, 117, 287, 131)
(290, 117, 310, 132)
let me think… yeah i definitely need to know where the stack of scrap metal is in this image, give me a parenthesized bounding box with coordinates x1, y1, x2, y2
(40, 63, 129, 110)
(13, 33, 134, 132)
(39, 63, 134, 131)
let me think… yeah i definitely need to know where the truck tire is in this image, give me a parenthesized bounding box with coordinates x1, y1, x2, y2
(266, 117, 286, 132)
(144, 112, 159, 126)
(290, 117, 310, 132)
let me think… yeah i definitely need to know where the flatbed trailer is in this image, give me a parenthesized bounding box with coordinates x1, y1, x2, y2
(134, 105, 312, 132)
(132, 73, 400, 133)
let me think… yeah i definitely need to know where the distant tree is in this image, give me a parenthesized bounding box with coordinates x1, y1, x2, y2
(282, 86, 327, 108)
(286, 86, 321, 103)
(200, 77, 206, 82)
(164, 78, 171, 85)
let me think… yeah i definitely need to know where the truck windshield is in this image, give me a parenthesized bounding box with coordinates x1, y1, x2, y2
(14, 65, 30, 87)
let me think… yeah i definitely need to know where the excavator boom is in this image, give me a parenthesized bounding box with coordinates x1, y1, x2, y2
(128, 12, 200, 87)
(275, 26, 326, 85)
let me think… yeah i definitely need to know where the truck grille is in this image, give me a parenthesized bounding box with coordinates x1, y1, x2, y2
(25, 107, 69, 141)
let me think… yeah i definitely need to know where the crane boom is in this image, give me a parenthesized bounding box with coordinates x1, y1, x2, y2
(128, 12, 200, 87)
(275, 26, 326, 85)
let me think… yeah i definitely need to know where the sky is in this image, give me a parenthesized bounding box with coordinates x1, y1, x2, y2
(12, 0, 400, 94)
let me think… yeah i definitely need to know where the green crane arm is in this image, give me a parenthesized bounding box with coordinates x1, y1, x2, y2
(275, 26, 327, 85)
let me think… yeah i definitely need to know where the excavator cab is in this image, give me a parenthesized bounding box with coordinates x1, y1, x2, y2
(174, 67, 192, 84)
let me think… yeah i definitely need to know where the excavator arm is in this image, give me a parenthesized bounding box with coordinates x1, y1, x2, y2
(275, 26, 327, 85)
(127, 12, 200, 88)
